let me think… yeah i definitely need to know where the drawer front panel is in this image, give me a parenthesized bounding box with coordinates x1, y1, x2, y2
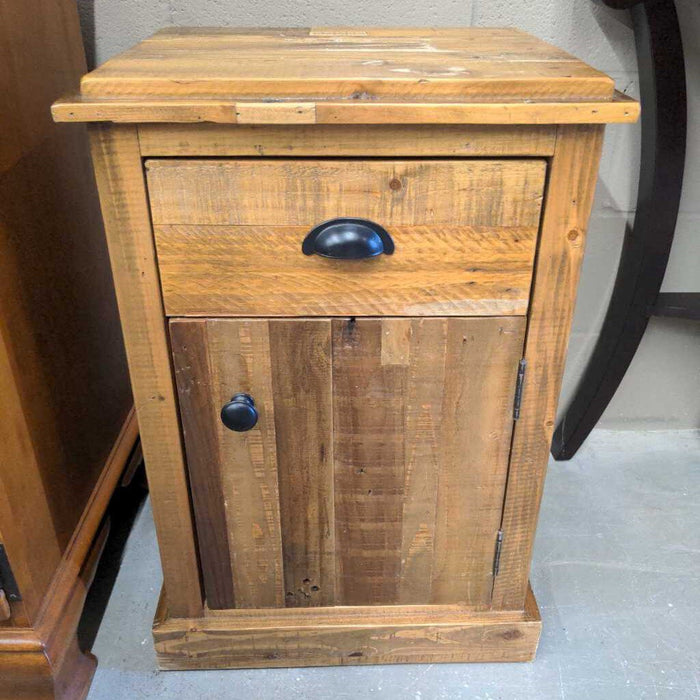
(170, 316, 525, 611)
(147, 159, 545, 317)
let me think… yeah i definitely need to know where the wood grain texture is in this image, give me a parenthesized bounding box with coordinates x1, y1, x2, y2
(235, 102, 316, 124)
(137, 124, 557, 157)
(88, 124, 202, 618)
(0, 512, 107, 700)
(0, 0, 132, 625)
(268, 321, 335, 607)
(332, 319, 407, 605)
(149, 158, 544, 317)
(0, 0, 84, 172)
(0, 323, 61, 620)
(171, 317, 524, 610)
(314, 92, 638, 125)
(492, 125, 605, 611)
(397, 320, 445, 604)
(333, 318, 525, 606)
(153, 584, 541, 669)
(0, 638, 94, 700)
(0, 411, 137, 699)
(170, 321, 235, 609)
(212, 320, 285, 609)
(146, 159, 546, 227)
(78, 27, 613, 102)
(0, 2, 136, 691)
(170, 319, 286, 609)
(171, 319, 336, 609)
(51, 28, 636, 126)
(210, 320, 285, 609)
(430, 319, 525, 607)
(52, 92, 640, 125)
(154, 224, 539, 318)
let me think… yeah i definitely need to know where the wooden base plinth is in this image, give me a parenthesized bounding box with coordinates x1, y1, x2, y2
(153, 585, 541, 670)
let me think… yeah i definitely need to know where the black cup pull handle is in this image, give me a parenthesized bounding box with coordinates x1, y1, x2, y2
(302, 218, 394, 259)
(221, 393, 258, 432)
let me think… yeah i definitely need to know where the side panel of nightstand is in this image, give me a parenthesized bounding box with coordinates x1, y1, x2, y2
(88, 125, 203, 618)
(492, 125, 605, 610)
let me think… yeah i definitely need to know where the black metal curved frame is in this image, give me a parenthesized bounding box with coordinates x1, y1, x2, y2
(552, 0, 687, 460)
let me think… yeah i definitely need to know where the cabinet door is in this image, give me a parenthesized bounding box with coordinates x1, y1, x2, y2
(170, 317, 525, 610)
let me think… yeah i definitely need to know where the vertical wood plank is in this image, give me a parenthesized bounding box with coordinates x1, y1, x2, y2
(170, 320, 235, 609)
(88, 124, 202, 617)
(492, 125, 605, 610)
(380, 319, 412, 367)
(333, 317, 524, 607)
(431, 317, 526, 607)
(206, 320, 284, 609)
(269, 320, 335, 607)
(333, 319, 407, 605)
(397, 319, 446, 603)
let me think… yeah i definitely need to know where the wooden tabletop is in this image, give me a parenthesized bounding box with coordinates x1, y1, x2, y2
(52, 27, 640, 125)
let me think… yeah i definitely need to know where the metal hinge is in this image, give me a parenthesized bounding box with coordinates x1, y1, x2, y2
(0, 544, 21, 601)
(493, 530, 504, 577)
(513, 359, 527, 420)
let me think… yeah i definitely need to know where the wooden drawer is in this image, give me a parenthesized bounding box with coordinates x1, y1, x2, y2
(146, 159, 545, 317)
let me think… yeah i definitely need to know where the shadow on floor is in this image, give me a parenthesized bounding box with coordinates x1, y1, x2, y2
(77, 463, 149, 652)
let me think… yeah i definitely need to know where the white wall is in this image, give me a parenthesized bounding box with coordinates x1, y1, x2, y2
(77, 0, 700, 430)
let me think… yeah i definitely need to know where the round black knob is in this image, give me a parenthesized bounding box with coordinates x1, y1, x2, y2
(220, 393, 258, 432)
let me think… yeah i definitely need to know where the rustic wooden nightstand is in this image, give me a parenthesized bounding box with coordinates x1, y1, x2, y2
(53, 27, 638, 670)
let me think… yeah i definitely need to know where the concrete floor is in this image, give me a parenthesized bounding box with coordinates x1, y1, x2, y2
(86, 430, 700, 699)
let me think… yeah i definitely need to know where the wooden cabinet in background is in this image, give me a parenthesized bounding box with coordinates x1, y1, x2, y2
(0, 1, 135, 698)
(53, 27, 639, 670)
